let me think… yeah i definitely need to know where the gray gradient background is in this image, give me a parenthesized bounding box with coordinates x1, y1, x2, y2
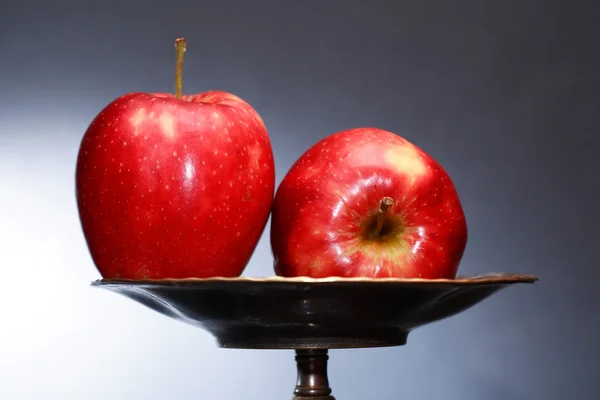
(1, 1, 598, 399)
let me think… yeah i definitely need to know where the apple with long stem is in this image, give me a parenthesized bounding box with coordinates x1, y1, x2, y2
(76, 38, 275, 279)
(270, 127, 467, 279)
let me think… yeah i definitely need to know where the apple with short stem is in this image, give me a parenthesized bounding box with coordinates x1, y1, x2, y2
(76, 38, 275, 279)
(270, 127, 467, 279)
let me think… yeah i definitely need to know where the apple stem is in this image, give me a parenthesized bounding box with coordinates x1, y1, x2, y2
(374, 197, 394, 237)
(175, 37, 187, 99)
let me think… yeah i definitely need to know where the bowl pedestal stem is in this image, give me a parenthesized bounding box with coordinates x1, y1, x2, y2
(292, 349, 335, 400)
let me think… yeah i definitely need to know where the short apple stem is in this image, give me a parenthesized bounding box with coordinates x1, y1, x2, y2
(374, 197, 394, 237)
(175, 37, 187, 99)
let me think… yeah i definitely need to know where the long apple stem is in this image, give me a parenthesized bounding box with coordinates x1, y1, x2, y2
(175, 37, 187, 99)
(374, 197, 394, 237)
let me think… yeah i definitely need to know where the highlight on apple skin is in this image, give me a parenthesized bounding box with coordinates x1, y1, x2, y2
(270, 127, 468, 279)
(75, 38, 276, 280)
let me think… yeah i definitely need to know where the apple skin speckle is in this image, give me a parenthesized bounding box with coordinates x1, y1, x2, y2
(270, 127, 468, 279)
(76, 90, 275, 279)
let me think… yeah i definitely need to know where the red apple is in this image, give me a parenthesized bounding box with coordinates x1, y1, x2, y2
(76, 38, 275, 279)
(270, 127, 467, 279)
